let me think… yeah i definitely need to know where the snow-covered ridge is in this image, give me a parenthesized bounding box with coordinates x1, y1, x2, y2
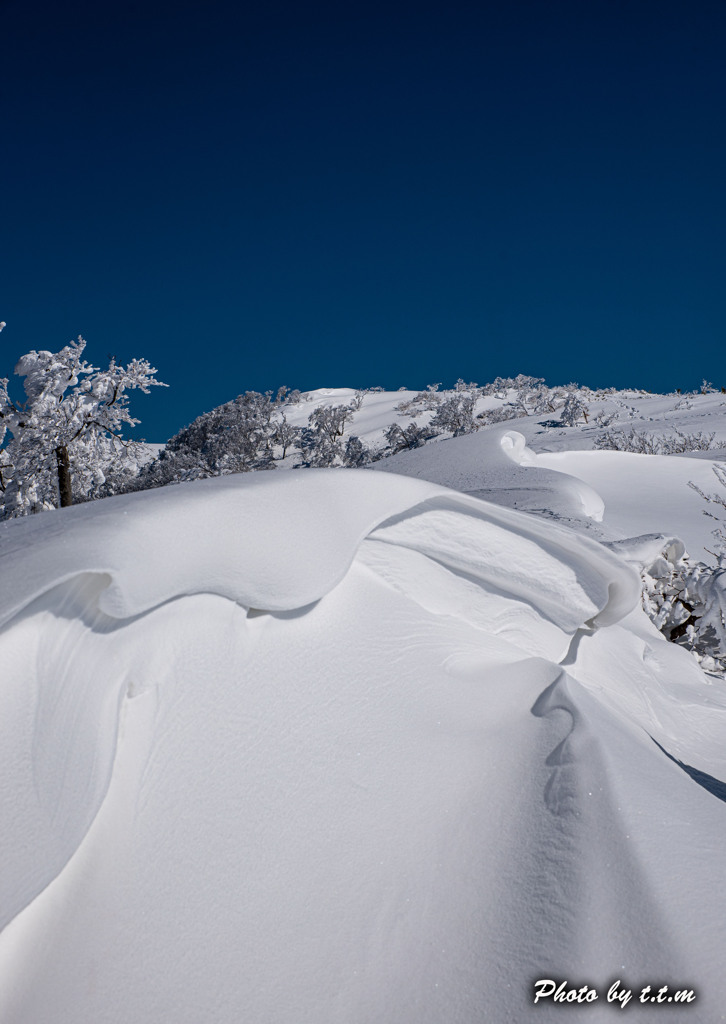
(0, 464, 637, 628)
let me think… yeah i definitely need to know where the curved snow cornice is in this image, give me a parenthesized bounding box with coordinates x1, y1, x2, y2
(0, 467, 639, 631)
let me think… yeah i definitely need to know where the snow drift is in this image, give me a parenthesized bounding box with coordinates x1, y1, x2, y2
(373, 427, 606, 523)
(1, 468, 725, 1022)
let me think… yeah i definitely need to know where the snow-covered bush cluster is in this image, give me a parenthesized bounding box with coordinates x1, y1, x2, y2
(639, 541, 726, 678)
(384, 420, 435, 453)
(134, 392, 374, 487)
(595, 428, 726, 455)
(137, 388, 295, 486)
(395, 376, 585, 424)
(145, 375, 598, 484)
(395, 382, 446, 414)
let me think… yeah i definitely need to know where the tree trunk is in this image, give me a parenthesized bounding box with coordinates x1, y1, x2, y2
(56, 445, 73, 507)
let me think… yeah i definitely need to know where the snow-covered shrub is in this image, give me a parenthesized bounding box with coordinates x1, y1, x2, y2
(141, 389, 284, 486)
(295, 427, 342, 468)
(395, 383, 443, 415)
(429, 393, 478, 437)
(595, 428, 726, 455)
(559, 393, 589, 426)
(477, 405, 524, 426)
(639, 545, 726, 677)
(480, 374, 543, 399)
(270, 414, 300, 460)
(600, 535, 726, 676)
(385, 421, 434, 453)
(307, 404, 353, 444)
(595, 429, 661, 454)
(342, 436, 370, 467)
(529, 385, 558, 415)
(289, 403, 355, 468)
(0, 337, 164, 517)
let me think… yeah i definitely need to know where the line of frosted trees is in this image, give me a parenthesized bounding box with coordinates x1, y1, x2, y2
(2, 330, 724, 521)
(0, 331, 595, 517)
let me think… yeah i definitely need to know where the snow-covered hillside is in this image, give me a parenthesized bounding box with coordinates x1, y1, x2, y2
(2, 386, 726, 1022)
(281, 381, 726, 463)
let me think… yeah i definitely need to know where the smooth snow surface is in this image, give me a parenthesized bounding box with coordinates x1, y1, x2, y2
(373, 427, 606, 523)
(533, 448, 725, 559)
(2, 465, 726, 1022)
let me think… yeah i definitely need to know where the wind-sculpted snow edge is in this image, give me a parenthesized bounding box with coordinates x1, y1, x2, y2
(0, 468, 641, 634)
(0, 468, 643, 946)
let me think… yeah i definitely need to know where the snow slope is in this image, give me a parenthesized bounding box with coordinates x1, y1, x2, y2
(286, 384, 726, 460)
(372, 421, 726, 557)
(373, 427, 607, 525)
(2, 460, 726, 1022)
(533, 448, 724, 560)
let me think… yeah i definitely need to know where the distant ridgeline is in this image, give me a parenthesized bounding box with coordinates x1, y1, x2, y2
(126, 376, 726, 488)
(2, 364, 726, 512)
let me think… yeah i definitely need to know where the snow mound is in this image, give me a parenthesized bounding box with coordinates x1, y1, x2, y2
(1, 468, 725, 1023)
(533, 448, 726, 558)
(372, 428, 605, 522)
(0, 465, 629, 626)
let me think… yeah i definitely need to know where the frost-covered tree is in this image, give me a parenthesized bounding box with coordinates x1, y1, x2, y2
(292, 403, 355, 467)
(296, 427, 342, 468)
(271, 414, 300, 460)
(0, 336, 164, 517)
(559, 393, 589, 426)
(530, 385, 558, 415)
(342, 435, 370, 467)
(307, 403, 353, 444)
(275, 385, 301, 405)
(142, 390, 284, 485)
(430, 393, 478, 436)
(385, 421, 433, 453)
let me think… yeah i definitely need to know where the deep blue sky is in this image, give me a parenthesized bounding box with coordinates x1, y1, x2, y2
(2, 0, 725, 440)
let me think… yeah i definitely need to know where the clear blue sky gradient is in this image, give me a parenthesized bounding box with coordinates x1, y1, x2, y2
(2, 0, 725, 440)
